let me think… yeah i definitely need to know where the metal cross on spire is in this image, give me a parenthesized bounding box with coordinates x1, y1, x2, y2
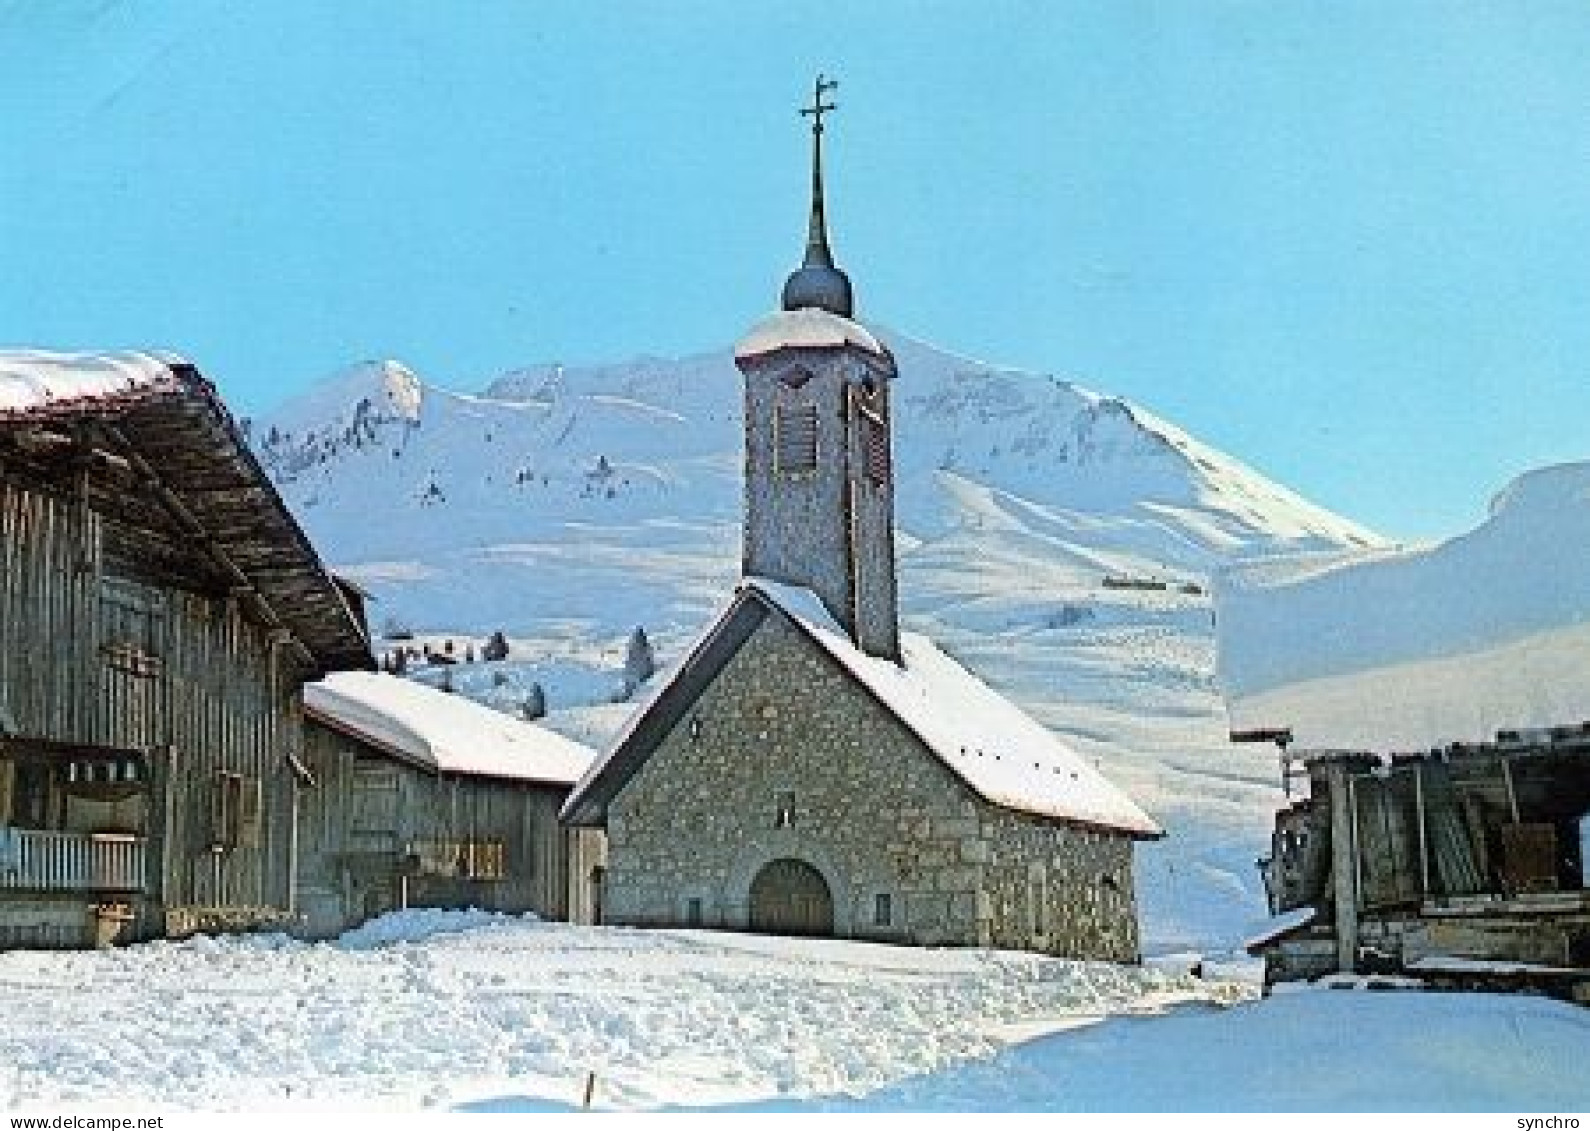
(800, 73, 839, 134)
(798, 74, 839, 273)
(780, 72, 854, 317)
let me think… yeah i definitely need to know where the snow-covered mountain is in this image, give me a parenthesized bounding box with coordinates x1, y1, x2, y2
(250, 330, 1385, 951)
(253, 331, 1377, 606)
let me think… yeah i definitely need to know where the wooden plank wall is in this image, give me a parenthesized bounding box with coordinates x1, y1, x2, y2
(296, 721, 589, 937)
(0, 480, 100, 742)
(158, 586, 303, 918)
(1354, 772, 1423, 909)
(1, 477, 308, 931)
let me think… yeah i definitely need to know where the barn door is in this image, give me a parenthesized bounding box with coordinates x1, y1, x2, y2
(749, 858, 834, 936)
(348, 765, 403, 921)
(348, 765, 401, 854)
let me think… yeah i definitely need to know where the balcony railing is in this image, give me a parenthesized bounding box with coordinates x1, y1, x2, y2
(0, 829, 148, 893)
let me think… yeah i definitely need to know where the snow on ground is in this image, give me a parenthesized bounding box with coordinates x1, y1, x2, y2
(3, 912, 1584, 1113)
(0, 912, 1243, 1113)
(743, 988, 1590, 1113)
(1218, 459, 1590, 750)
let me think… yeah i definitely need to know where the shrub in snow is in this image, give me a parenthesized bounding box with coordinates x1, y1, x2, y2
(623, 626, 656, 697)
(482, 630, 510, 662)
(521, 683, 546, 721)
(1045, 604, 1093, 628)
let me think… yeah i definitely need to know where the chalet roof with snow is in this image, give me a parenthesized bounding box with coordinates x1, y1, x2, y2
(562, 578, 1162, 837)
(306, 671, 596, 787)
(0, 350, 371, 672)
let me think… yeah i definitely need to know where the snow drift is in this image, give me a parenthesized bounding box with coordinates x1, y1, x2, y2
(1217, 460, 1590, 751)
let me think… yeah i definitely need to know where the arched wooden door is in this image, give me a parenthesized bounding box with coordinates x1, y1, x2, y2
(748, 857, 834, 936)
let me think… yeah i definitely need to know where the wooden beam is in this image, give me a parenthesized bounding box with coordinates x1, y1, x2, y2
(12, 429, 74, 454)
(1325, 760, 1359, 973)
(1350, 776, 1365, 917)
(1414, 762, 1431, 896)
(102, 424, 317, 671)
(1502, 757, 1521, 823)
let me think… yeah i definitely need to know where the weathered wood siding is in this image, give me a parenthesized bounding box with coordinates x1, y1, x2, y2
(1, 476, 308, 935)
(0, 479, 100, 743)
(295, 720, 590, 938)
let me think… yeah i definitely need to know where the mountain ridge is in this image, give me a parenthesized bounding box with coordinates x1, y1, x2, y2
(252, 328, 1382, 578)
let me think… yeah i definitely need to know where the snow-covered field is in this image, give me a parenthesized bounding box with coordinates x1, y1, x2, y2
(1, 911, 1583, 1113)
(0, 911, 1241, 1112)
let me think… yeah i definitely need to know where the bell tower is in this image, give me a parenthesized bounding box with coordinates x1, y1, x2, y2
(734, 75, 901, 661)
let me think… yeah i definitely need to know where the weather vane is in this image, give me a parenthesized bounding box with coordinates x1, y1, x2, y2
(800, 73, 838, 133)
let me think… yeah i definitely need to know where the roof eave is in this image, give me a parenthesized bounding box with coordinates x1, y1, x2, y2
(306, 702, 580, 791)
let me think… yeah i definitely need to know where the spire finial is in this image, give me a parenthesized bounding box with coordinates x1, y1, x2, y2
(801, 73, 838, 134)
(799, 74, 837, 268)
(782, 73, 854, 317)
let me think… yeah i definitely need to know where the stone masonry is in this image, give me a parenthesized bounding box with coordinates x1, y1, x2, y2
(602, 610, 1142, 961)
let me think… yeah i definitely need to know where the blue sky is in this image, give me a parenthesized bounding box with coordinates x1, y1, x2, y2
(3, 1, 1588, 540)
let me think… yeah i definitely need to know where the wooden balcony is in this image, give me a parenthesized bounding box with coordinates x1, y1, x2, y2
(0, 829, 148, 894)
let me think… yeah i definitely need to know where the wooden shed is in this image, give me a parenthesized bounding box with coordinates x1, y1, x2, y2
(1247, 728, 1590, 999)
(299, 671, 605, 937)
(0, 351, 372, 948)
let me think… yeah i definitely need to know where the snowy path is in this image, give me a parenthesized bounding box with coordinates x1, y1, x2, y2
(0, 912, 1241, 1112)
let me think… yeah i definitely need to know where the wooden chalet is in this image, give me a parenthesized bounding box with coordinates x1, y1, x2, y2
(0, 351, 372, 947)
(1247, 727, 1590, 999)
(297, 671, 604, 936)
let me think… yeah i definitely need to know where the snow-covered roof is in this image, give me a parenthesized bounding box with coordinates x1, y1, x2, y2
(747, 580, 1161, 836)
(1217, 461, 1590, 753)
(564, 579, 1161, 837)
(306, 671, 596, 787)
(0, 350, 186, 414)
(734, 309, 887, 361)
(1225, 620, 1590, 754)
(0, 349, 371, 673)
(1243, 906, 1317, 954)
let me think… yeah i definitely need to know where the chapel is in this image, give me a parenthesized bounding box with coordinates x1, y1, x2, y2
(561, 78, 1160, 959)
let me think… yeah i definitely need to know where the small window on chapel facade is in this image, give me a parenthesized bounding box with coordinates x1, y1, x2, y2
(874, 893, 893, 928)
(775, 405, 818, 473)
(774, 790, 796, 829)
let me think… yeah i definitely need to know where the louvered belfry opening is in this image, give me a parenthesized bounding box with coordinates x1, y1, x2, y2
(775, 403, 818, 474)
